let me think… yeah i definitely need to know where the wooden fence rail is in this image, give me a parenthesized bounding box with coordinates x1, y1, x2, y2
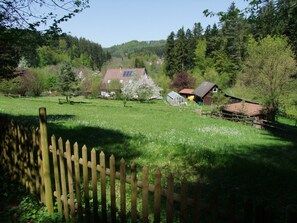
(1, 108, 297, 223)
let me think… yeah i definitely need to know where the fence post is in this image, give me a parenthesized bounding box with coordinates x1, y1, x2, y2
(39, 107, 53, 213)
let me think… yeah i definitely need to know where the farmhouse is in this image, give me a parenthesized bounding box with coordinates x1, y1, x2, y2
(167, 91, 186, 106)
(100, 68, 147, 96)
(192, 81, 219, 105)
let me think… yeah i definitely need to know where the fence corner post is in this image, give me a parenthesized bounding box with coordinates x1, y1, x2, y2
(39, 107, 53, 213)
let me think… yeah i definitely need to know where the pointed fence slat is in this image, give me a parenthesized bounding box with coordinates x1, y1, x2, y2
(120, 158, 126, 223)
(73, 143, 82, 220)
(110, 154, 116, 223)
(66, 140, 75, 220)
(91, 149, 98, 222)
(39, 107, 53, 213)
(51, 135, 62, 215)
(131, 163, 137, 223)
(100, 151, 107, 221)
(82, 145, 90, 221)
(58, 137, 69, 221)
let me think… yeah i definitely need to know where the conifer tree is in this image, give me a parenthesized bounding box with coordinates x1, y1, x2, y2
(164, 32, 176, 78)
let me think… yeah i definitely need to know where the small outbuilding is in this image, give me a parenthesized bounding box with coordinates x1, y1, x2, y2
(193, 81, 219, 105)
(179, 88, 194, 98)
(167, 91, 186, 106)
(222, 102, 265, 120)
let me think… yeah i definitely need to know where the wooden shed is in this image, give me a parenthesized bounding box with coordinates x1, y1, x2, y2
(179, 88, 194, 98)
(192, 81, 219, 105)
(167, 91, 185, 106)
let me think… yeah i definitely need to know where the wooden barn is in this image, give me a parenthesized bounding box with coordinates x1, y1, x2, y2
(192, 81, 219, 105)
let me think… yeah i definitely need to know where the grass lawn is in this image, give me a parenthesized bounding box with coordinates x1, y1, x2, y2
(1, 95, 297, 220)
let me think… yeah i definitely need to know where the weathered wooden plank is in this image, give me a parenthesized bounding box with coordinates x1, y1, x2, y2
(91, 148, 98, 222)
(82, 145, 90, 221)
(73, 142, 82, 220)
(180, 178, 188, 223)
(120, 158, 126, 223)
(142, 166, 149, 223)
(110, 155, 116, 223)
(166, 173, 174, 223)
(58, 137, 69, 221)
(100, 151, 107, 221)
(154, 169, 161, 223)
(131, 163, 137, 223)
(51, 135, 62, 215)
(66, 140, 75, 221)
(39, 107, 53, 213)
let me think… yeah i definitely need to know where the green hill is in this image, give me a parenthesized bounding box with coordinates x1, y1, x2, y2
(105, 40, 166, 58)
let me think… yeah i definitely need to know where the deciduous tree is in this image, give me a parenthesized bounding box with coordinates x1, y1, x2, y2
(170, 71, 196, 91)
(239, 36, 296, 121)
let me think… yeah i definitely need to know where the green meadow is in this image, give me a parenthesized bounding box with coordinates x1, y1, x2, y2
(1, 95, 297, 219)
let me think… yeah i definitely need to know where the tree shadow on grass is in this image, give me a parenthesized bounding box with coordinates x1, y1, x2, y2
(178, 127, 297, 222)
(0, 113, 143, 164)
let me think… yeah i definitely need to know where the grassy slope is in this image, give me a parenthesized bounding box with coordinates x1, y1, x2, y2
(1, 95, 296, 219)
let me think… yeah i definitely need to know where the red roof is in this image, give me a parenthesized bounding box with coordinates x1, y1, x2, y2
(179, 88, 194, 94)
(222, 102, 264, 117)
(102, 68, 146, 84)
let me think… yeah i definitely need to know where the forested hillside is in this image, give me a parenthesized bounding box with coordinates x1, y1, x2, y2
(105, 40, 166, 58)
(162, 0, 297, 120)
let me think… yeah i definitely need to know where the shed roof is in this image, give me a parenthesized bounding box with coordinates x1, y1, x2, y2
(167, 91, 183, 99)
(179, 88, 194, 94)
(222, 102, 264, 117)
(193, 81, 216, 98)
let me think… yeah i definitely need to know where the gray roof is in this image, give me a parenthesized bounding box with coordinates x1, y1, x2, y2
(193, 81, 216, 98)
(167, 91, 183, 99)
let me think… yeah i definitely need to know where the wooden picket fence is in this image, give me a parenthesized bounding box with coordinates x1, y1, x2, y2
(1, 107, 297, 222)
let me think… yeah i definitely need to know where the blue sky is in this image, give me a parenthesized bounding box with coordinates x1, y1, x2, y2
(59, 0, 249, 48)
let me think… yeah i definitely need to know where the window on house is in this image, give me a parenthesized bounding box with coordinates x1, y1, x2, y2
(212, 87, 218, 93)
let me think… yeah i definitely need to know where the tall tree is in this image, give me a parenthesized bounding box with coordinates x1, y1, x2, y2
(57, 62, 78, 102)
(185, 28, 195, 70)
(219, 2, 250, 70)
(239, 36, 296, 121)
(174, 27, 187, 73)
(164, 32, 176, 78)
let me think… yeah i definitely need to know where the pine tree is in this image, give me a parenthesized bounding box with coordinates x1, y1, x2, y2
(57, 62, 78, 102)
(174, 28, 187, 73)
(164, 32, 176, 78)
